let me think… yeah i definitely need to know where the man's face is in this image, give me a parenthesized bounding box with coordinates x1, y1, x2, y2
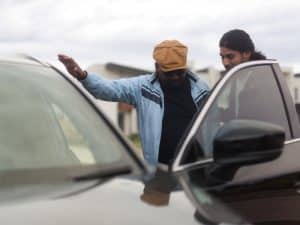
(156, 65, 187, 89)
(220, 47, 251, 71)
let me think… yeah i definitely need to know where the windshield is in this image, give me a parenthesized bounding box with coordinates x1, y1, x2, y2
(0, 62, 129, 171)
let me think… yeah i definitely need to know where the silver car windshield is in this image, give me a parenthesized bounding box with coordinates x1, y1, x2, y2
(0, 62, 127, 171)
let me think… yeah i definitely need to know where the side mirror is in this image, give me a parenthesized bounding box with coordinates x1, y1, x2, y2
(213, 119, 285, 165)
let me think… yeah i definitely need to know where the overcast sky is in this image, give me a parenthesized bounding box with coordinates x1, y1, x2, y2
(2, 0, 300, 72)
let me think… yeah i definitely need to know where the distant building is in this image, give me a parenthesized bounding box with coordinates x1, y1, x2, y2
(86, 62, 153, 136)
(280, 66, 294, 99)
(293, 73, 300, 104)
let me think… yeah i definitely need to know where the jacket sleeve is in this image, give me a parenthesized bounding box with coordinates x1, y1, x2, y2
(80, 73, 142, 106)
(196, 79, 211, 108)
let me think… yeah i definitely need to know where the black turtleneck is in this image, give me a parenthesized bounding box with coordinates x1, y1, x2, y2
(158, 79, 197, 164)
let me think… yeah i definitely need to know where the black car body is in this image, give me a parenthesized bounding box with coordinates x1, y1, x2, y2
(172, 60, 300, 225)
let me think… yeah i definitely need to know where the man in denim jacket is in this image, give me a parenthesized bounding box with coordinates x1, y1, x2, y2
(58, 40, 209, 167)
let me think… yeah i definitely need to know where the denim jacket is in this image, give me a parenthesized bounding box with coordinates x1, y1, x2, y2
(81, 71, 209, 166)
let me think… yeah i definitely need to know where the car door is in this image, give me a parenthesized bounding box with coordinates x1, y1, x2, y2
(172, 60, 300, 225)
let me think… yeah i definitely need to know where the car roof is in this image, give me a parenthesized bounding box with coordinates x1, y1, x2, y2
(0, 54, 49, 67)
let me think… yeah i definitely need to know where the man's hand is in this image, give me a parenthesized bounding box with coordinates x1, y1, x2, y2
(58, 54, 87, 80)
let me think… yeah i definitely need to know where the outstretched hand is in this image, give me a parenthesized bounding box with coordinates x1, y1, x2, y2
(58, 54, 87, 80)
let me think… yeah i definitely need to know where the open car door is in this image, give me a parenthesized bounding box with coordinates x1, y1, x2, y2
(172, 60, 300, 225)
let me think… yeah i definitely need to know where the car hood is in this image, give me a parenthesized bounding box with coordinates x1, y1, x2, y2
(0, 177, 201, 225)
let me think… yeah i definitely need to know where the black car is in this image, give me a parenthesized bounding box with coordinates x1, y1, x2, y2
(0, 55, 247, 225)
(172, 60, 300, 225)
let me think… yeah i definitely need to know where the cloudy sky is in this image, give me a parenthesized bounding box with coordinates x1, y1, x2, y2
(2, 0, 300, 72)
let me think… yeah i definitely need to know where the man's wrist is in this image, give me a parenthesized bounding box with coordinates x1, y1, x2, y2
(78, 70, 88, 80)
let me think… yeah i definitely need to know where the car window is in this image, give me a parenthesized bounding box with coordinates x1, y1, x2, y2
(0, 62, 134, 171)
(175, 63, 292, 168)
(194, 65, 291, 158)
(51, 103, 97, 164)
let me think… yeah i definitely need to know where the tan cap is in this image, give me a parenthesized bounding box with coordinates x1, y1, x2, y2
(153, 40, 188, 72)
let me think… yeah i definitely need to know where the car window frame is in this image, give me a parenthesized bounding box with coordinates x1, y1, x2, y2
(272, 63, 300, 137)
(172, 60, 294, 172)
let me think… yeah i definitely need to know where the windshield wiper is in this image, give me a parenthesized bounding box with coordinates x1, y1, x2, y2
(73, 165, 132, 182)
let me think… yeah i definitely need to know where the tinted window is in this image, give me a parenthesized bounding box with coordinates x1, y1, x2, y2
(196, 65, 291, 158)
(0, 62, 128, 171)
